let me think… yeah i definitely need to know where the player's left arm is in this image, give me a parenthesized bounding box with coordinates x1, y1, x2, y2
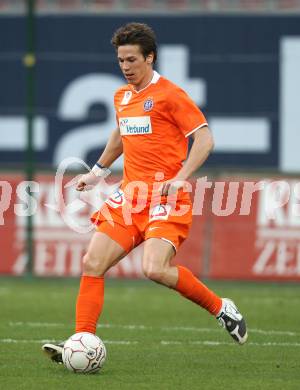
(178, 125, 214, 180)
(160, 126, 214, 195)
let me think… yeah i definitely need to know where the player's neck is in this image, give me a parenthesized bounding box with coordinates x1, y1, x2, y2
(133, 70, 154, 92)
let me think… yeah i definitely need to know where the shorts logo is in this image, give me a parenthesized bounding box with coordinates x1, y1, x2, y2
(149, 204, 172, 221)
(120, 91, 132, 105)
(143, 98, 154, 112)
(105, 189, 125, 208)
(119, 116, 152, 135)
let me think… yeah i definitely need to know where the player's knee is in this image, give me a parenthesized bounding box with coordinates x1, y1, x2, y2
(82, 252, 104, 276)
(143, 261, 165, 283)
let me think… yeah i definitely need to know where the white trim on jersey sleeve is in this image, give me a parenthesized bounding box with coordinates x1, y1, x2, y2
(185, 122, 208, 138)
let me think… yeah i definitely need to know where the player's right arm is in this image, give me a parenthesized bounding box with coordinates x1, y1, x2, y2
(76, 127, 123, 191)
(95, 126, 123, 168)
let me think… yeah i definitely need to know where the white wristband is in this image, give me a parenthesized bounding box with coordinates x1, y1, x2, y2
(91, 164, 111, 178)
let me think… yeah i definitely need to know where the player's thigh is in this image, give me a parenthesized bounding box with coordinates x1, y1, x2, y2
(83, 231, 127, 276)
(142, 237, 175, 274)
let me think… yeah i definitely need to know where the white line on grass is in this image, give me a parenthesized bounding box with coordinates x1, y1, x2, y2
(0, 338, 300, 347)
(250, 328, 297, 336)
(161, 340, 300, 347)
(0, 339, 138, 345)
(8, 321, 299, 337)
(9, 321, 63, 327)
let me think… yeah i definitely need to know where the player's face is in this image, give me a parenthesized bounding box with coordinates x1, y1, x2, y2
(117, 45, 154, 91)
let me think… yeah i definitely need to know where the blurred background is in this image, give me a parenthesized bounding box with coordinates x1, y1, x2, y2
(1, 0, 300, 281)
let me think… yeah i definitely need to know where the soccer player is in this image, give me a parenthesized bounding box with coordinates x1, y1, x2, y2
(43, 22, 247, 363)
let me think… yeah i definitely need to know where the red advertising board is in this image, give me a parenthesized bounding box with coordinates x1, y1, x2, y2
(0, 174, 204, 278)
(1, 173, 300, 281)
(209, 178, 300, 281)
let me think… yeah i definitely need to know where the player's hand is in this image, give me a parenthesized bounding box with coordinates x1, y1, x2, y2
(76, 164, 111, 192)
(76, 171, 100, 191)
(159, 179, 187, 196)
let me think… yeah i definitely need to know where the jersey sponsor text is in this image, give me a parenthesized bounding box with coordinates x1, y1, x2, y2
(119, 116, 152, 136)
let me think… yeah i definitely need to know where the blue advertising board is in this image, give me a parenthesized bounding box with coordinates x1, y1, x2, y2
(1, 15, 300, 172)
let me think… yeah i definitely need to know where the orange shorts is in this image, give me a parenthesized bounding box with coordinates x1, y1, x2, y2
(90, 189, 192, 253)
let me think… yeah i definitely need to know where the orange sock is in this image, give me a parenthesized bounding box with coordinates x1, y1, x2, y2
(75, 275, 104, 334)
(175, 266, 222, 316)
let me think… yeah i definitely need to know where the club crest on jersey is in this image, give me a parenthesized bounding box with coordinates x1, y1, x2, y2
(121, 90, 132, 105)
(143, 97, 154, 112)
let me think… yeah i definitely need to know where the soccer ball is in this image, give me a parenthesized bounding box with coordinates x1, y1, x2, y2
(62, 332, 106, 374)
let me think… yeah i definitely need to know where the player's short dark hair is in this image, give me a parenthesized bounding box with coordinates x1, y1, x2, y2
(111, 22, 157, 64)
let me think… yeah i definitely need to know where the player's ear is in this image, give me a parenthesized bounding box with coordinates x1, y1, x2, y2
(146, 53, 154, 64)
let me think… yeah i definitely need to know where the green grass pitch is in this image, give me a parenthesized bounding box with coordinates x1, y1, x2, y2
(0, 278, 300, 389)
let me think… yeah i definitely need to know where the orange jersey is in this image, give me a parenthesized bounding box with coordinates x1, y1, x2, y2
(114, 71, 207, 197)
